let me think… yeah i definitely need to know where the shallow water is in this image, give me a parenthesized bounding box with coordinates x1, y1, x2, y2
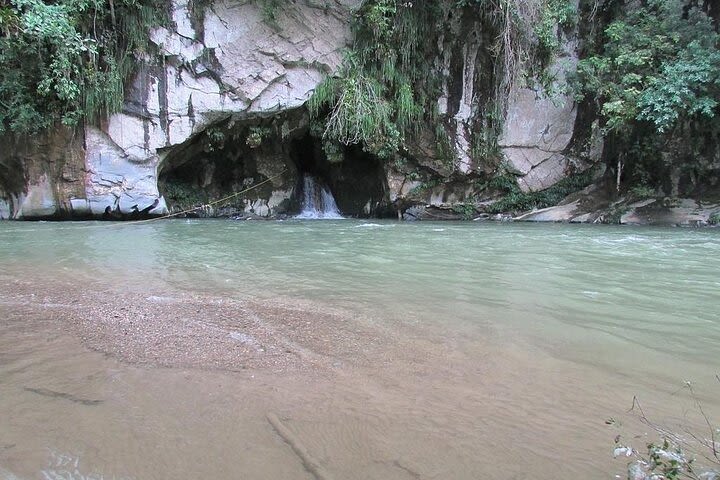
(1, 220, 719, 479)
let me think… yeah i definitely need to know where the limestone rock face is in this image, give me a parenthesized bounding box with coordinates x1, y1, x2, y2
(112, 0, 358, 161)
(499, 36, 586, 193)
(1, 0, 358, 219)
(0, 127, 86, 219)
(84, 127, 167, 216)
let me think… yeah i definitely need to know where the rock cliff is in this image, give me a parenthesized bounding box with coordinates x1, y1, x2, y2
(1, 0, 361, 219)
(2, 0, 716, 224)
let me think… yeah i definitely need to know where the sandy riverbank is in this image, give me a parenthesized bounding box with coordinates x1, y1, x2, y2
(1, 268, 716, 480)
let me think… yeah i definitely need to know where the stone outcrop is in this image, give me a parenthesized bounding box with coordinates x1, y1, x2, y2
(514, 185, 720, 226)
(1, 0, 359, 219)
(497, 18, 589, 193)
(0, 127, 86, 219)
(499, 84, 581, 193)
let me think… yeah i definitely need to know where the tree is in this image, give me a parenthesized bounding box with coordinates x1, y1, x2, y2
(0, 0, 166, 133)
(575, 0, 720, 192)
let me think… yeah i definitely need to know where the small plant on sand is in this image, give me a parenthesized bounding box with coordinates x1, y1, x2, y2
(612, 384, 720, 480)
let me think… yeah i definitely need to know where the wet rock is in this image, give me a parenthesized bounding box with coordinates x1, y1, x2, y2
(402, 205, 426, 221)
(514, 201, 583, 222)
(619, 198, 719, 226)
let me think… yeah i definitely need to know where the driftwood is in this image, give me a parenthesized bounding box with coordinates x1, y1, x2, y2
(267, 413, 333, 480)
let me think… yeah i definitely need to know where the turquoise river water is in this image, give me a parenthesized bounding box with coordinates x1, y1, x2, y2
(0, 220, 718, 479)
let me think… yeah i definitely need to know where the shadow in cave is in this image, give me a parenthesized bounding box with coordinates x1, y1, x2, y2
(288, 134, 390, 218)
(156, 125, 285, 216)
(0, 157, 26, 218)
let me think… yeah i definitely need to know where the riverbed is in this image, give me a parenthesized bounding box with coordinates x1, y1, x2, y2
(1, 220, 718, 479)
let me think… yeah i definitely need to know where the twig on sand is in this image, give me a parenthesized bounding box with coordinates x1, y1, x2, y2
(267, 413, 334, 480)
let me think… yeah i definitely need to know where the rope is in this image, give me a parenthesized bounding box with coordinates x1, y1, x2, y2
(10, 169, 288, 231)
(113, 168, 288, 227)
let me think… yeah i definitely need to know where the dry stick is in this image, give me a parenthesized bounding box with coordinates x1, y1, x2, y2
(631, 392, 719, 470)
(266, 413, 334, 480)
(629, 396, 684, 445)
(686, 382, 720, 462)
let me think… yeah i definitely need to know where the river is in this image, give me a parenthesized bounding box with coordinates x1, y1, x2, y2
(1, 220, 718, 479)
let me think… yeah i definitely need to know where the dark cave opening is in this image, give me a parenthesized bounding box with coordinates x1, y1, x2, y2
(157, 119, 390, 218)
(156, 122, 289, 216)
(289, 134, 326, 177)
(288, 133, 390, 218)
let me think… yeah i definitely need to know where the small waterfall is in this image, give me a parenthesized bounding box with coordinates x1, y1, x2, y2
(296, 174, 343, 219)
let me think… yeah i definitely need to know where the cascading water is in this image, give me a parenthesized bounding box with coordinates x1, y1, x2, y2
(295, 174, 343, 219)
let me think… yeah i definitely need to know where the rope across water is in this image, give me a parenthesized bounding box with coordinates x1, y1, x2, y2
(120, 169, 288, 226)
(42, 169, 289, 230)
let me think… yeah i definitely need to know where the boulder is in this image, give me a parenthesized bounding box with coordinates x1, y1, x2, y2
(499, 28, 589, 193)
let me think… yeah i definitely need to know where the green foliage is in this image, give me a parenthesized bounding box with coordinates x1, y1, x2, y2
(571, 0, 720, 196)
(308, 0, 430, 160)
(452, 203, 476, 219)
(709, 212, 720, 226)
(308, 60, 400, 159)
(535, 0, 576, 60)
(0, 0, 167, 132)
(408, 177, 442, 196)
(435, 123, 455, 167)
(486, 167, 595, 214)
(257, 0, 281, 25)
(245, 126, 270, 149)
(575, 0, 720, 136)
(161, 181, 207, 208)
(206, 127, 225, 151)
(637, 40, 720, 132)
(322, 140, 344, 163)
(646, 439, 687, 479)
(629, 184, 655, 200)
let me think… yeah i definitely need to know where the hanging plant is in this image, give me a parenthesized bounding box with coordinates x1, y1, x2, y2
(246, 126, 270, 149)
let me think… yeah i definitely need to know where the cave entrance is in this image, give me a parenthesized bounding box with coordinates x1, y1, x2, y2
(156, 121, 295, 217)
(156, 121, 390, 218)
(288, 133, 389, 217)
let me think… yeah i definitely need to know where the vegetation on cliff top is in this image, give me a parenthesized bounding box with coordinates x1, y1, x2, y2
(309, 0, 576, 163)
(0, 0, 167, 133)
(574, 0, 720, 194)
